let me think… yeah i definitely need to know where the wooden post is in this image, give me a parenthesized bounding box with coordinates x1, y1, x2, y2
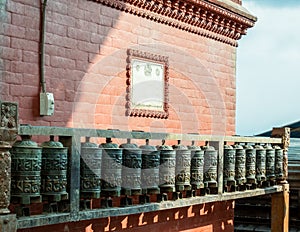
(59, 135, 81, 221)
(271, 127, 290, 183)
(271, 128, 290, 232)
(271, 183, 289, 232)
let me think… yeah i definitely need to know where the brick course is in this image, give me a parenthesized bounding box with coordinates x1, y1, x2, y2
(0, 0, 243, 230)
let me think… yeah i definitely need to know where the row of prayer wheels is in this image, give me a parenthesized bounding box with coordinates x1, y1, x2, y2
(81, 137, 219, 201)
(223, 143, 283, 191)
(10, 135, 68, 205)
(9, 135, 284, 207)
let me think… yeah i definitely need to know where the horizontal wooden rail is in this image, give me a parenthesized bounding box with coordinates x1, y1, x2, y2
(19, 125, 282, 144)
(17, 186, 283, 229)
(14, 125, 286, 230)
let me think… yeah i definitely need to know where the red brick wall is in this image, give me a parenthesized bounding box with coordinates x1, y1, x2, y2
(2, 0, 237, 231)
(17, 201, 234, 232)
(1, 0, 236, 136)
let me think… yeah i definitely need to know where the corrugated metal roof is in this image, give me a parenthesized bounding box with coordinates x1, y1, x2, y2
(257, 120, 300, 138)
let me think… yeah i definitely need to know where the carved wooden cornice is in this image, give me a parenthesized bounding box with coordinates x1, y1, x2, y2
(92, 0, 257, 46)
(230, 0, 241, 5)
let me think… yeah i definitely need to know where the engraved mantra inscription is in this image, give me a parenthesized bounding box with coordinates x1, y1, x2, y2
(127, 49, 169, 118)
(132, 59, 164, 111)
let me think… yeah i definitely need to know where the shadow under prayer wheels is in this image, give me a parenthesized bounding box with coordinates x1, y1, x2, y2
(11, 135, 42, 205)
(80, 137, 102, 199)
(140, 140, 160, 195)
(100, 138, 122, 197)
(119, 140, 142, 196)
(41, 136, 68, 202)
(173, 142, 191, 192)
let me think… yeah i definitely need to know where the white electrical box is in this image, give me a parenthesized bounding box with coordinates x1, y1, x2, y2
(40, 92, 55, 116)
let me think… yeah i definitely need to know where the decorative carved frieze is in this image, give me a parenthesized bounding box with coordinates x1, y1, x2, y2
(92, 0, 256, 46)
(0, 101, 18, 142)
(0, 142, 11, 214)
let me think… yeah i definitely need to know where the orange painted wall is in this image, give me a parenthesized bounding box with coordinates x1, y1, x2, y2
(17, 201, 234, 232)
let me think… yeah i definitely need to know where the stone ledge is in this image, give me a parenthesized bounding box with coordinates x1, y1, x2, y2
(0, 214, 17, 232)
(19, 125, 282, 144)
(17, 185, 283, 229)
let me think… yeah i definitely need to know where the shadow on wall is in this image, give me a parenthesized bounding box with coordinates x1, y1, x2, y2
(1, 0, 125, 125)
(17, 201, 234, 232)
(2, 0, 228, 135)
(0, 0, 8, 99)
(44, 0, 124, 126)
(73, 43, 226, 135)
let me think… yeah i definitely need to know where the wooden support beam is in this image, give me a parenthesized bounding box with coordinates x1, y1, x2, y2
(19, 125, 282, 144)
(59, 135, 81, 221)
(271, 127, 290, 183)
(271, 183, 289, 232)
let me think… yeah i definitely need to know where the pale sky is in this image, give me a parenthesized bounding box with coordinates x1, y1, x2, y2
(236, 0, 300, 135)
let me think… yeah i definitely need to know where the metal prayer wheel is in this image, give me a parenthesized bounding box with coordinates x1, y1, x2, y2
(244, 144, 256, 184)
(223, 145, 236, 187)
(80, 137, 102, 199)
(274, 145, 284, 181)
(100, 138, 122, 197)
(202, 145, 218, 187)
(264, 144, 275, 183)
(173, 141, 191, 191)
(158, 143, 176, 193)
(188, 143, 204, 190)
(255, 144, 266, 183)
(41, 136, 68, 202)
(0, 142, 12, 214)
(234, 144, 246, 185)
(11, 135, 42, 204)
(120, 139, 142, 195)
(140, 139, 160, 194)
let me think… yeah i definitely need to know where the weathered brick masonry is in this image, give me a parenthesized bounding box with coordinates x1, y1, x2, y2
(0, 0, 256, 231)
(0, 0, 251, 135)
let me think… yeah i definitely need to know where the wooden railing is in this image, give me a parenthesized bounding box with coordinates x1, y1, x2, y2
(12, 125, 288, 230)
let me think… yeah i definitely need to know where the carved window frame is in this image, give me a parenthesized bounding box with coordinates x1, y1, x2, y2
(126, 49, 169, 119)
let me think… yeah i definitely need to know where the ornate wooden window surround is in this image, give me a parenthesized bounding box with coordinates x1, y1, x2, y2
(126, 49, 169, 119)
